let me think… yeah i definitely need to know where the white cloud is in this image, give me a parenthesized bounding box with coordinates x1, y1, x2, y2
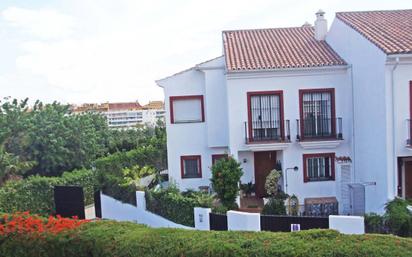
(1, 7, 77, 39)
(0, 0, 411, 104)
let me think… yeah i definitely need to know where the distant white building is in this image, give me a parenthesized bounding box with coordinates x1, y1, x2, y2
(73, 101, 165, 128)
(157, 9, 412, 215)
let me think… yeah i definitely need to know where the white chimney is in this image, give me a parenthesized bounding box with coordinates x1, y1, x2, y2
(314, 9, 327, 41)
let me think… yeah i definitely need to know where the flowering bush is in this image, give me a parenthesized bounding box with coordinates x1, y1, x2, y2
(0, 212, 89, 236)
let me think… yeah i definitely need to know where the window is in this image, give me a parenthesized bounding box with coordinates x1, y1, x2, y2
(247, 91, 284, 142)
(303, 153, 335, 182)
(300, 89, 335, 139)
(170, 95, 204, 123)
(212, 154, 228, 165)
(181, 155, 202, 178)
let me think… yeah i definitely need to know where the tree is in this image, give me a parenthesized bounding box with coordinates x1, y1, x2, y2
(210, 157, 243, 209)
(0, 98, 110, 176)
(0, 145, 34, 185)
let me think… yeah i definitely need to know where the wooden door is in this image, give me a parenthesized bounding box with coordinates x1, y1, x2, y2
(405, 161, 412, 199)
(254, 151, 277, 197)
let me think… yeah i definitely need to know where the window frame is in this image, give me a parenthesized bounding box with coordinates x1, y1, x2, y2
(246, 90, 285, 142)
(211, 154, 229, 165)
(303, 153, 335, 182)
(299, 88, 336, 140)
(180, 155, 202, 179)
(169, 95, 205, 124)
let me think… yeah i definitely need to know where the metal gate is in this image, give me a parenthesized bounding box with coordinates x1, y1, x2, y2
(54, 186, 85, 219)
(349, 183, 365, 216)
(340, 165, 352, 215)
(209, 213, 228, 231)
(260, 215, 329, 232)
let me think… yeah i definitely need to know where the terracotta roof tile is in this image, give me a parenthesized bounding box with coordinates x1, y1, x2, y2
(336, 9, 412, 54)
(108, 102, 141, 111)
(223, 26, 346, 71)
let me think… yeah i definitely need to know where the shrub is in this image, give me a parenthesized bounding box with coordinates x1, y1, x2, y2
(94, 145, 165, 205)
(145, 185, 213, 227)
(384, 198, 412, 237)
(210, 157, 243, 208)
(240, 182, 255, 196)
(0, 169, 97, 215)
(0, 221, 411, 257)
(0, 212, 89, 236)
(262, 198, 286, 215)
(265, 169, 282, 197)
(365, 213, 387, 234)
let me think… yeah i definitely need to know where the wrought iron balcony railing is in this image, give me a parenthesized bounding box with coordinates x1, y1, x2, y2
(244, 120, 290, 144)
(296, 117, 343, 141)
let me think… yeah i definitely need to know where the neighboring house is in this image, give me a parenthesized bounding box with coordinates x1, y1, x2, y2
(156, 9, 412, 214)
(73, 101, 165, 128)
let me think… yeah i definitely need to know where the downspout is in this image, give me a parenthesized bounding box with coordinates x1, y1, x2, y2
(390, 57, 400, 198)
(349, 64, 356, 182)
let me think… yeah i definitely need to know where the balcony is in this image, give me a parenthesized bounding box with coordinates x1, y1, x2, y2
(296, 117, 343, 149)
(244, 120, 291, 151)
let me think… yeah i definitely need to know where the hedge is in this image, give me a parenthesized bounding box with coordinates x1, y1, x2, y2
(145, 187, 213, 227)
(94, 145, 163, 204)
(0, 169, 97, 215)
(0, 221, 411, 257)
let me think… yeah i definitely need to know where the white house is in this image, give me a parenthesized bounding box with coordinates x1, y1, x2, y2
(156, 9, 412, 214)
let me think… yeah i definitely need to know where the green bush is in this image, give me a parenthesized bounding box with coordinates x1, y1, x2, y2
(384, 198, 412, 237)
(262, 198, 286, 215)
(145, 186, 213, 227)
(0, 169, 97, 215)
(365, 213, 387, 234)
(210, 157, 243, 209)
(265, 169, 282, 197)
(94, 144, 166, 205)
(0, 221, 411, 257)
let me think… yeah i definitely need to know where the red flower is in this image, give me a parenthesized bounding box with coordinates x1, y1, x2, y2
(0, 212, 90, 236)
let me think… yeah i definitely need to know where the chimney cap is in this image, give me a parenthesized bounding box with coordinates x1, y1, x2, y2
(316, 9, 325, 17)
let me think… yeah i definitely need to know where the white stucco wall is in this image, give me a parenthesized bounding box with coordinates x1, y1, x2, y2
(226, 68, 352, 206)
(158, 58, 229, 191)
(327, 18, 391, 213)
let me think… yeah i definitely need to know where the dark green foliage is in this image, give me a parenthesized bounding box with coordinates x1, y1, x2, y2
(0, 98, 109, 177)
(365, 213, 387, 234)
(0, 169, 97, 215)
(145, 186, 213, 227)
(364, 198, 412, 237)
(262, 198, 287, 215)
(384, 198, 412, 237)
(240, 182, 255, 196)
(0, 221, 411, 257)
(210, 157, 243, 209)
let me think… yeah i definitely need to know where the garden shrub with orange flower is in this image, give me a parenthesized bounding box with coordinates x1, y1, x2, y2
(0, 214, 411, 257)
(0, 212, 89, 236)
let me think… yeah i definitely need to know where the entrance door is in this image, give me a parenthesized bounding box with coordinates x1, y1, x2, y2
(254, 151, 277, 197)
(340, 165, 351, 215)
(405, 161, 412, 199)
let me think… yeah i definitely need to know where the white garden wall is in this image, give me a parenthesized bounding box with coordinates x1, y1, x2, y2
(101, 192, 193, 229)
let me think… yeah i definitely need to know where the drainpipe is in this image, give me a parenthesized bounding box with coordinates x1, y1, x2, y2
(349, 64, 356, 182)
(390, 57, 400, 199)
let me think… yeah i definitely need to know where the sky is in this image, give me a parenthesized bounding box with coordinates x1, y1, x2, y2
(0, 0, 410, 105)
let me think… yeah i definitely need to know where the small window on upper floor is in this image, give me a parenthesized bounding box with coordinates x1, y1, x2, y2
(170, 95, 205, 124)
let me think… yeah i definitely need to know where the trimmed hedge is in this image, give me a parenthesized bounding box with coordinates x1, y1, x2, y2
(145, 187, 213, 227)
(94, 145, 164, 205)
(0, 221, 411, 256)
(0, 169, 97, 215)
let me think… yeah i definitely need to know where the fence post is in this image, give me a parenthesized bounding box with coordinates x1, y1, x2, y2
(136, 191, 146, 210)
(329, 215, 364, 234)
(194, 207, 211, 230)
(227, 210, 260, 231)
